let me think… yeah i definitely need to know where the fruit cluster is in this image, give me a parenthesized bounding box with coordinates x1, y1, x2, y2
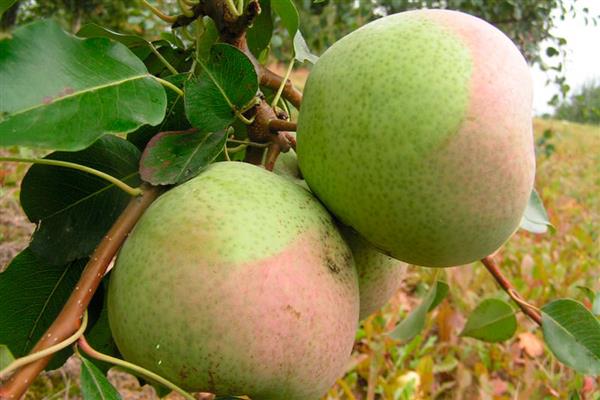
(108, 9, 534, 400)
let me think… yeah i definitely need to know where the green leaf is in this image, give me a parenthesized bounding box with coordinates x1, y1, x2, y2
(20, 136, 141, 265)
(143, 44, 191, 78)
(272, 0, 299, 38)
(140, 129, 227, 185)
(185, 44, 258, 133)
(196, 17, 219, 62)
(546, 46, 559, 57)
(160, 32, 185, 49)
(0, 0, 17, 15)
(80, 355, 122, 400)
(0, 344, 15, 370)
(593, 293, 600, 317)
(428, 281, 449, 311)
(520, 189, 553, 234)
(86, 279, 121, 374)
(576, 285, 596, 303)
(0, 249, 87, 368)
(127, 74, 190, 151)
(460, 298, 517, 342)
(0, 20, 166, 151)
(247, 0, 273, 58)
(389, 281, 448, 341)
(293, 31, 318, 64)
(77, 23, 149, 48)
(541, 299, 600, 375)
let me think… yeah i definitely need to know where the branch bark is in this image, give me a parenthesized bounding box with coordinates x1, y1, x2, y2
(0, 186, 161, 400)
(259, 66, 303, 110)
(268, 119, 297, 132)
(481, 255, 542, 326)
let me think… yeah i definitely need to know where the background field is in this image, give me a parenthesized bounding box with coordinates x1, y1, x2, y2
(1, 115, 598, 399)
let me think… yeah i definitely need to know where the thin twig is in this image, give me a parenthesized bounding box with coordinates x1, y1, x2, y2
(149, 43, 179, 75)
(142, 0, 178, 23)
(259, 66, 303, 110)
(0, 157, 142, 197)
(0, 312, 88, 379)
(271, 59, 295, 108)
(0, 186, 161, 400)
(154, 76, 184, 97)
(226, 138, 270, 148)
(77, 336, 196, 400)
(481, 255, 542, 326)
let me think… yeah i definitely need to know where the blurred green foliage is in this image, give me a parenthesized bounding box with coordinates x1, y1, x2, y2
(554, 80, 600, 125)
(292, 0, 579, 64)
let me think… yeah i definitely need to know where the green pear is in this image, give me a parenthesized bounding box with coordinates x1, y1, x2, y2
(340, 227, 407, 320)
(107, 162, 359, 400)
(297, 10, 535, 267)
(273, 151, 407, 320)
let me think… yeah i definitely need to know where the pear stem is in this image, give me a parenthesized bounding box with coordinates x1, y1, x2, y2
(0, 186, 161, 400)
(481, 255, 542, 326)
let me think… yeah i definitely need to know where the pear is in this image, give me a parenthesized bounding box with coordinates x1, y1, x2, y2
(341, 227, 407, 320)
(297, 10, 535, 267)
(274, 151, 407, 320)
(108, 162, 359, 400)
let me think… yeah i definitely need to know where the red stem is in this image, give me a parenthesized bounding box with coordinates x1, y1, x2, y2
(0, 186, 160, 400)
(481, 255, 542, 326)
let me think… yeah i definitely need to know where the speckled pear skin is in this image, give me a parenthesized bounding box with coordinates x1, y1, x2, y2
(273, 151, 408, 319)
(297, 10, 535, 267)
(340, 227, 407, 320)
(107, 162, 359, 400)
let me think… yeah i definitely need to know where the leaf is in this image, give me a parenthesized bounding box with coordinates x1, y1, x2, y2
(247, 0, 273, 58)
(20, 136, 141, 265)
(196, 17, 219, 62)
(86, 279, 121, 374)
(272, 0, 299, 38)
(77, 23, 149, 48)
(428, 281, 449, 311)
(0, 344, 15, 370)
(160, 32, 185, 50)
(80, 355, 122, 400)
(0, 0, 17, 15)
(143, 44, 192, 78)
(293, 31, 318, 64)
(593, 293, 600, 317)
(127, 74, 190, 151)
(541, 299, 600, 375)
(0, 249, 87, 369)
(577, 285, 596, 303)
(389, 281, 448, 341)
(185, 44, 258, 133)
(546, 46, 559, 57)
(0, 20, 166, 151)
(520, 189, 553, 234)
(140, 129, 227, 185)
(460, 298, 516, 342)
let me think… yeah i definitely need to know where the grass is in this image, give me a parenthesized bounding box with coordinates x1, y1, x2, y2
(1, 118, 598, 399)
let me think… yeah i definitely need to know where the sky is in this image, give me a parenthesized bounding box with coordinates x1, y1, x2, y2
(531, 0, 600, 114)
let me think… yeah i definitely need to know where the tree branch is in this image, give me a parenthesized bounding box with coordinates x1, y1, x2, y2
(481, 255, 542, 326)
(268, 119, 297, 132)
(259, 66, 303, 110)
(0, 185, 161, 400)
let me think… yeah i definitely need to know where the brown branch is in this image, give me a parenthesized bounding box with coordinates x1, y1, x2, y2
(259, 66, 303, 110)
(0, 186, 161, 400)
(264, 144, 282, 171)
(268, 119, 297, 132)
(481, 255, 542, 326)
